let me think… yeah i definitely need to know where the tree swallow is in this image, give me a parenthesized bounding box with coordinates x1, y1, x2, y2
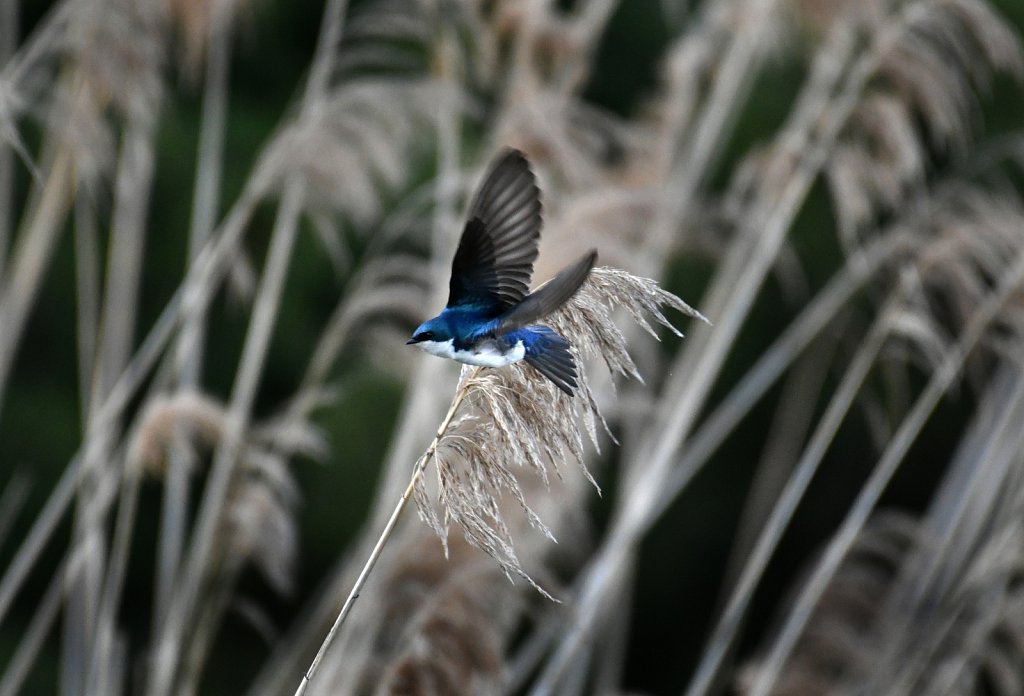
(407, 149, 597, 396)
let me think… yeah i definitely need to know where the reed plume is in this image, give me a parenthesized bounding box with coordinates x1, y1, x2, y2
(293, 265, 706, 693)
(417, 267, 706, 587)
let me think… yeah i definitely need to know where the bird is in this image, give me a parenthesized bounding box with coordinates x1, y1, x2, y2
(407, 149, 597, 396)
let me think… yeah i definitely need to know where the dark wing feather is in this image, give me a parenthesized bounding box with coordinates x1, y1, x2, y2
(499, 250, 597, 328)
(524, 329, 578, 396)
(447, 149, 542, 313)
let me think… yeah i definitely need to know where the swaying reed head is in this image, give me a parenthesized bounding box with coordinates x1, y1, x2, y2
(737, 512, 920, 696)
(825, 0, 1024, 247)
(129, 390, 326, 596)
(372, 534, 509, 696)
(166, 0, 248, 73)
(413, 266, 707, 594)
(259, 81, 449, 224)
(742, 496, 1024, 696)
(6, 0, 166, 190)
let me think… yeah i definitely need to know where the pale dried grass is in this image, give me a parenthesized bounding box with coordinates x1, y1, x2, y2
(3, 1, 1024, 695)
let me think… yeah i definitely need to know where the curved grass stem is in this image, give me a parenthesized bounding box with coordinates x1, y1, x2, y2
(293, 369, 475, 696)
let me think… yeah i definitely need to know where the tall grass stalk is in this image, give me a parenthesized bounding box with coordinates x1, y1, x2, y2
(156, 0, 233, 635)
(685, 294, 899, 696)
(146, 178, 308, 696)
(746, 249, 1024, 696)
(0, 147, 72, 417)
(148, 0, 348, 690)
(0, 0, 16, 268)
(0, 558, 64, 696)
(293, 370, 471, 696)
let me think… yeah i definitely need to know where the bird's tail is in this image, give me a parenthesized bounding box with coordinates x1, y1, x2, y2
(523, 326, 578, 396)
(500, 250, 597, 328)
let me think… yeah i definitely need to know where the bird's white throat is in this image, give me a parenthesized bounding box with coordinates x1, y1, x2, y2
(415, 338, 526, 368)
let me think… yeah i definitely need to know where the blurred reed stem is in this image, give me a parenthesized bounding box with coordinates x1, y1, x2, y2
(746, 249, 1024, 696)
(86, 458, 141, 696)
(0, 470, 28, 554)
(720, 322, 841, 593)
(0, 0, 16, 268)
(685, 292, 898, 696)
(93, 115, 158, 405)
(147, 179, 307, 696)
(0, 145, 72, 419)
(65, 88, 160, 696)
(649, 0, 780, 256)
(148, 1, 348, 689)
(156, 0, 234, 635)
(0, 558, 65, 696)
(74, 198, 100, 421)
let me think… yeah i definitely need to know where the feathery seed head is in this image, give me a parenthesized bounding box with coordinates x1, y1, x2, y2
(413, 266, 708, 593)
(128, 391, 314, 595)
(883, 190, 1024, 375)
(738, 513, 920, 696)
(166, 0, 247, 74)
(259, 81, 450, 223)
(129, 391, 228, 474)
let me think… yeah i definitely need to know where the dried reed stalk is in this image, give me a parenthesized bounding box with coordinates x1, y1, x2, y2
(154, 0, 235, 632)
(745, 246, 1024, 696)
(293, 370, 471, 696)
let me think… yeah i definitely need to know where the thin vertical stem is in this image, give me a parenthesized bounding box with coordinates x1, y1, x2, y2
(156, 0, 234, 632)
(0, 0, 18, 268)
(147, 0, 348, 690)
(683, 299, 896, 696)
(92, 117, 157, 404)
(745, 251, 1024, 696)
(0, 470, 29, 553)
(73, 199, 100, 422)
(86, 464, 141, 696)
(0, 560, 66, 696)
(0, 147, 73, 419)
(67, 101, 159, 696)
(147, 180, 306, 696)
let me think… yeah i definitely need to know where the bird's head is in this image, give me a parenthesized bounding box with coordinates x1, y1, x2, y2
(406, 318, 454, 356)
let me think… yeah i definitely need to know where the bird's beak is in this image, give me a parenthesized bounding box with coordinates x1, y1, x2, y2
(405, 337, 419, 345)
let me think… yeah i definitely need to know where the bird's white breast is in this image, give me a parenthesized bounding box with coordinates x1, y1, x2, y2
(416, 339, 526, 368)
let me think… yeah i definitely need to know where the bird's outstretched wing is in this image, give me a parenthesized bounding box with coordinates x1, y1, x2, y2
(447, 149, 542, 314)
(499, 250, 597, 329)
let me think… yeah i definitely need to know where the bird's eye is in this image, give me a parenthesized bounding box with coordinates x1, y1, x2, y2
(418, 331, 434, 341)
